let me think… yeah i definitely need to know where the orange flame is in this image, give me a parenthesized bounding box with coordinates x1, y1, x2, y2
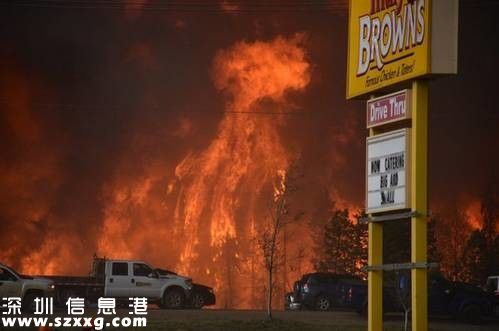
(96, 34, 311, 308)
(0, 61, 76, 275)
(464, 199, 482, 230)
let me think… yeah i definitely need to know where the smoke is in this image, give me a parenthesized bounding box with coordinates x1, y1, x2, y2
(0, 60, 91, 274)
(220, 1, 240, 14)
(124, 0, 148, 20)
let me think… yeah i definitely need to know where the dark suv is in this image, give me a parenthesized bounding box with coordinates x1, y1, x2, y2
(288, 273, 367, 311)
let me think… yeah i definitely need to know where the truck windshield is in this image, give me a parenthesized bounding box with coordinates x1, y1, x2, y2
(1, 266, 20, 280)
(133, 263, 153, 277)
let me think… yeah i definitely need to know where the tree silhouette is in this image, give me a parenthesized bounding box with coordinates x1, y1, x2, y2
(315, 209, 367, 277)
(259, 165, 301, 319)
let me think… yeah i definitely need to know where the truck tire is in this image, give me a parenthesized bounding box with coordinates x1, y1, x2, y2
(57, 288, 76, 307)
(162, 288, 185, 309)
(191, 293, 205, 309)
(315, 295, 331, 311)
(460, 304, 482, 324)
(22, 292, 39, 313)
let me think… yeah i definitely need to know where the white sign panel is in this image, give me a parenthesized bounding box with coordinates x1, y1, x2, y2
(366, 129, 411, 214)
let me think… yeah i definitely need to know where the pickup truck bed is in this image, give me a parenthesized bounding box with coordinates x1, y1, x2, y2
(41, 276, 104, 305)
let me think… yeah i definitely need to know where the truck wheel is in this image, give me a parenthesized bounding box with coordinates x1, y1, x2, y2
(162, 288, 185, 309)
(57, 288, 76, 307)
(461, 304, 482, 324)
(191, 293, 205, 309)
(315, 295, 331, 311)
(22, 292, 38, 313)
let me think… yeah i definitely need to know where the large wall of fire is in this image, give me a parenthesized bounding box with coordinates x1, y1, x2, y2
(0, 1, 498, 309)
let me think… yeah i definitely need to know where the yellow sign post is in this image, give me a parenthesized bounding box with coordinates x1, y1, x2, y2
(411, 80, 428, 331)
(367, 126, 383, 331)
(346, 1, 458, 331)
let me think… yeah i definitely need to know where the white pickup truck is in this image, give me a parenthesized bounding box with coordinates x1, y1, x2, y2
(46, 258, 193, 309)
(0, 263, 55, 312)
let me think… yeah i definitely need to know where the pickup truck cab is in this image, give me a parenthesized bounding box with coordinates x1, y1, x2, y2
(0, 263, 55, 312)
(102, 259, 192, 308)
(49, 258, 193, 309)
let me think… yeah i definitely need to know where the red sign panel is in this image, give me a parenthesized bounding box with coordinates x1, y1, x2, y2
(366, 90, 411, 128)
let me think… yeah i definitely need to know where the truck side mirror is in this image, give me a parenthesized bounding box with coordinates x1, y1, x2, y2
(148, 272, 158, 279)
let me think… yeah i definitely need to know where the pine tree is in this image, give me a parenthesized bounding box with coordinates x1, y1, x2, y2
(427, 216, 440, 264)
(383, 219, 410, 264)
(459, 181, 499, 284)
(460, 230, 488, 284)
(315, 209, 367, 277)
(435, 210, 471, 281)
(352, 212, 368, 277)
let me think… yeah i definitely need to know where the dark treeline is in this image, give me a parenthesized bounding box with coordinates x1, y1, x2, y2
(313, 209, 368, 278)
(314, 186, 499, 285)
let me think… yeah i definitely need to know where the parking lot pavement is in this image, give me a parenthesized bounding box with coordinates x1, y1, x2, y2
(12, 308, 498, 331)
(142, 309, 499, 331)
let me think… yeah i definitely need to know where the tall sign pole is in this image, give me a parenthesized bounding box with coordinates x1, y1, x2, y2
(367, 123, 383, 331)
(411, 80, 428, 331)
(346, 1, 458, 331)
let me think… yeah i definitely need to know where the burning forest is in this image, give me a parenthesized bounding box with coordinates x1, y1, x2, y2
(1, 0, 498, 312)
(97, 34, 316, 308)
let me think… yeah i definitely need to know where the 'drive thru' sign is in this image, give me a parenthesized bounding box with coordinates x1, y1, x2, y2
(367, 90, 410, 128)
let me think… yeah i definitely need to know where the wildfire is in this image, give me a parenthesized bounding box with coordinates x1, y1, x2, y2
(0, 61, 76, 275)
(172, 34, 311, 307)
(96, 34, 311, 308)
(0, 0, 495, 313)
(465, 200, 482, 230)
